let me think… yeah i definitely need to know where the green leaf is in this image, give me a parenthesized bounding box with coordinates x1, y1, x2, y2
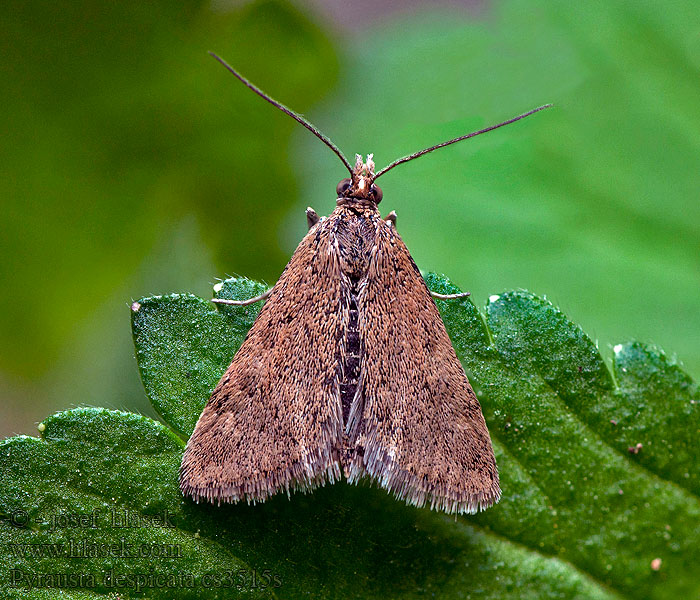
(3, 273, 699, 598)
(131, 277, 267, 439)
(425, 274, 700, 597)
(0, 409, 272, 599)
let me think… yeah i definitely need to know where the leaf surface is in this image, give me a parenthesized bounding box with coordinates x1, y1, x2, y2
(3, 274, 698, 598)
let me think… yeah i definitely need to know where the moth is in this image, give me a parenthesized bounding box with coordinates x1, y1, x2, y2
(180, 53, 551, 514)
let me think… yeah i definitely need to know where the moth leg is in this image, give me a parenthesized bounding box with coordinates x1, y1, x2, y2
(383, 210, 397, 227)
(306, 207, 320, 229)
(430, 290, 471, 300)
(212, 289, 272, 306)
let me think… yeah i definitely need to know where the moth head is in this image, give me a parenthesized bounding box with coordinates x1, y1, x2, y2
(336, 154, 383, 204)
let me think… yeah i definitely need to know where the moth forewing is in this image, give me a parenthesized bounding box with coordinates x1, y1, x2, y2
(179, 217, 347, 504)
(347, 221, 500, 513)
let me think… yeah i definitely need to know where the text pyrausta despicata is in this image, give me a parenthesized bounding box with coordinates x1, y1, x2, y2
(180, 53, 551, 514)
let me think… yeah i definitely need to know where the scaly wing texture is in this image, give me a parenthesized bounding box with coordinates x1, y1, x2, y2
(347, 221, 500, 514)
(180, 215, 347, 504)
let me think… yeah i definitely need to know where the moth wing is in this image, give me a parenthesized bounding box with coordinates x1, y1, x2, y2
(180, 216, 345, 504)
(347, 222, 500, 514)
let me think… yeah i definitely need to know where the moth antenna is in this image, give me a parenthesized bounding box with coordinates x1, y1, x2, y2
(209, 52, 353, 175)
(374, 104, 553, 179)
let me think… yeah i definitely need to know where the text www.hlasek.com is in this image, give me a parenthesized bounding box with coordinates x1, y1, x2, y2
(8, 539, 182, 559)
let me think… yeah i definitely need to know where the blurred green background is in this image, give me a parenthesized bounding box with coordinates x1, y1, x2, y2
(1, 0, 698, 439)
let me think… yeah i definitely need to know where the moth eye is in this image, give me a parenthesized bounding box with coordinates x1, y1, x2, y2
(371, 183, 383, 204)
(336, 178, 352, 196)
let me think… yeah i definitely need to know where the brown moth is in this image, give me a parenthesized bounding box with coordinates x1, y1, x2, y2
(180, 53, 551, 514)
